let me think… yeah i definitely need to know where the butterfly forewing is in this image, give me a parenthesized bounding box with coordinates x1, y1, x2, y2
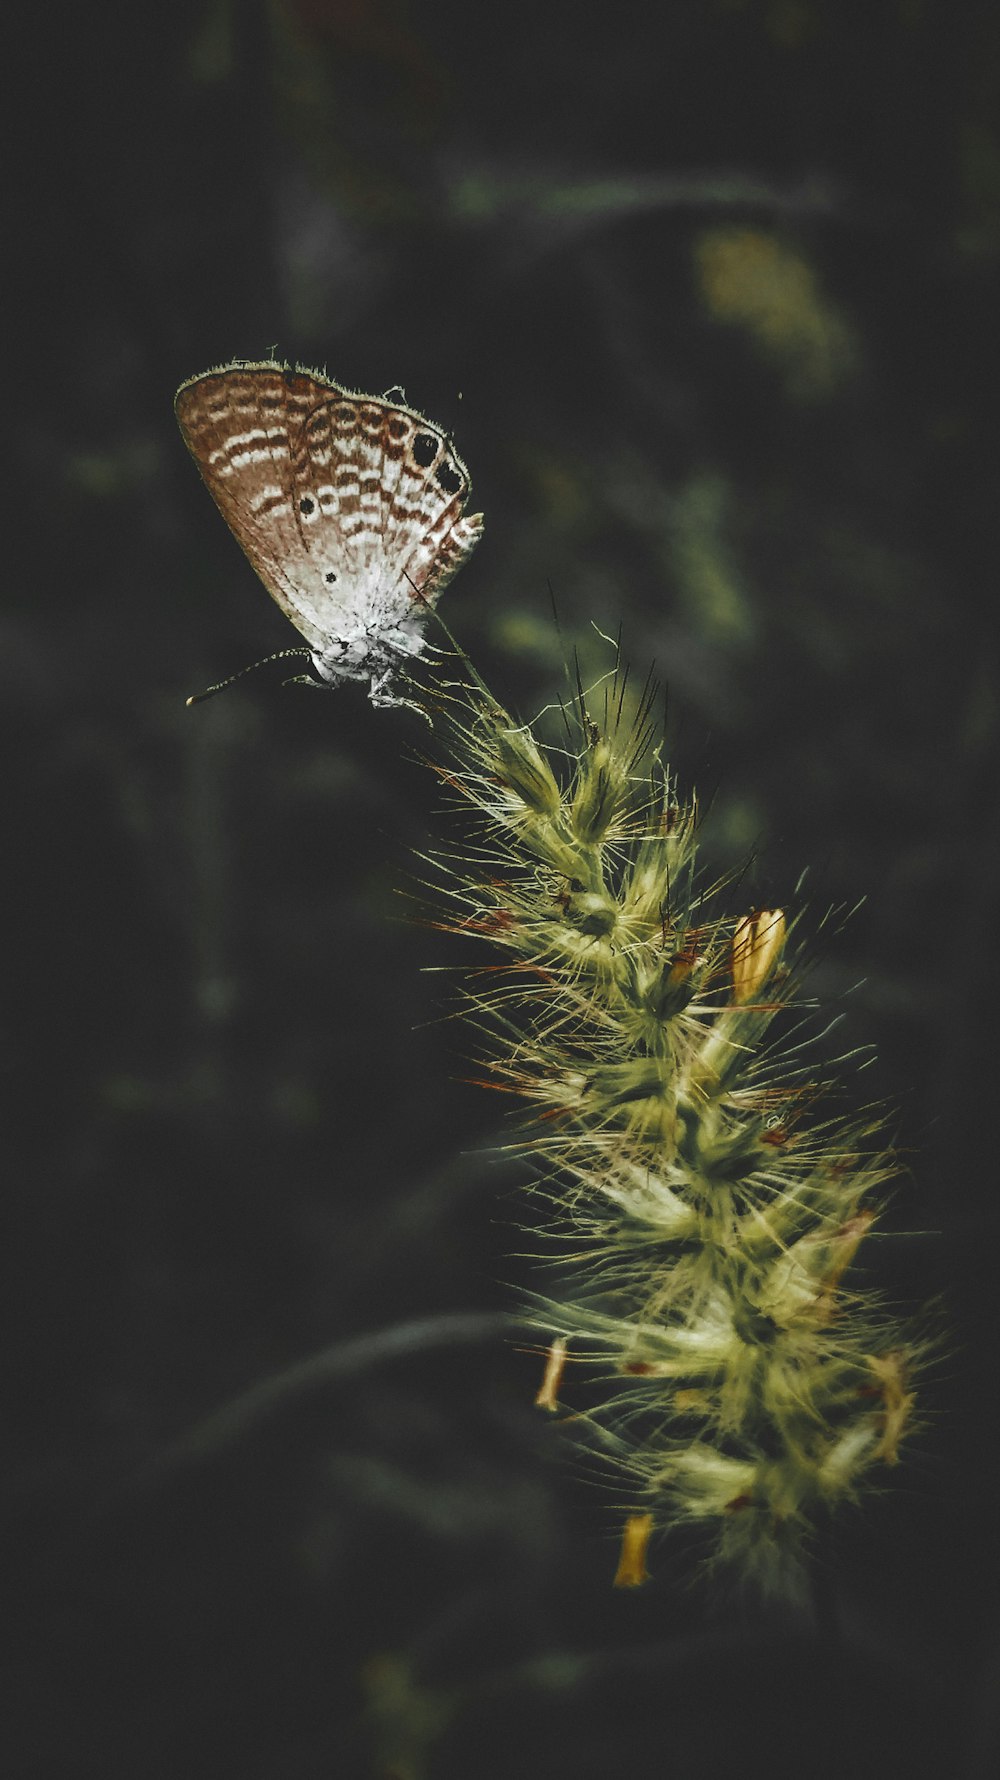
(175, 364, 332, 649)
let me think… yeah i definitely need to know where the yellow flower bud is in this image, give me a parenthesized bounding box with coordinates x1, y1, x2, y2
(613, 1512, 654, 1588)
(534, 1337, 568, 1413)
(731, 909, 786, 1003)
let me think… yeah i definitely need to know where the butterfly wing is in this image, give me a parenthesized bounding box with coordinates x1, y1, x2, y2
(175, 362, 483, 655)
(176, 362, 333, 651)
(291, 389, 484, 616)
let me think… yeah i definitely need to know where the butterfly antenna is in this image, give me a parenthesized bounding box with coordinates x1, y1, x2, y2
(186, 648, 314, 707)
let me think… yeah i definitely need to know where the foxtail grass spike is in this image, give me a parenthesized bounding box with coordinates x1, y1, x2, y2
(423, 657, 927, 1598)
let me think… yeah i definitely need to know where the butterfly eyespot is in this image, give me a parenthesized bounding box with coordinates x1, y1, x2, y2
(435, 459, 463, 496)
(299, 496, 316, 516)
(324, 571, 337, 584)
(412, 432, 439, 468)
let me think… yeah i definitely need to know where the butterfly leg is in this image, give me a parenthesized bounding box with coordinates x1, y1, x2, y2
(368, 667, 431, 722)
(282, 673, 332, 691)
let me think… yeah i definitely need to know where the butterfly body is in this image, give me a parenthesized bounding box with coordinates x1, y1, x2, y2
(175, 360, 483, 706)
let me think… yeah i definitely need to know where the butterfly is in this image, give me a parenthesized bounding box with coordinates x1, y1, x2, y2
(175, 359, 484, 708)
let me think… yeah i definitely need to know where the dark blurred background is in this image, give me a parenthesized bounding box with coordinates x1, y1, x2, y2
(6, 2, 1000, 1775)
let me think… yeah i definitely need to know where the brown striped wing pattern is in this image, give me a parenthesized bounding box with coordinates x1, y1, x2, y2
(174, 360, 483, 692)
